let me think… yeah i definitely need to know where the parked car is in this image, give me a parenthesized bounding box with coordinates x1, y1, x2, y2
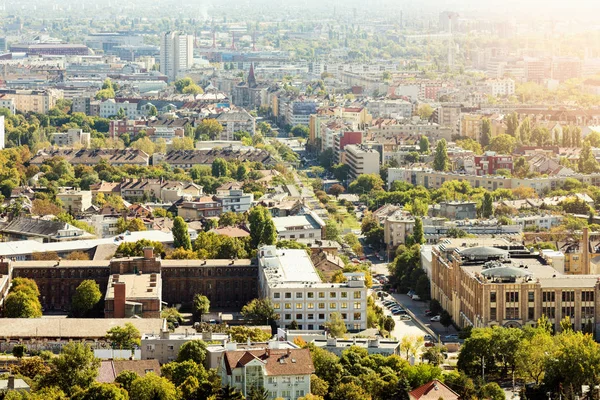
(400, 315, 412, 321)
(424, 335, 434, 342)
(430, 315, 441, 322)
(411, 295, 421, 301)
(444, 334, 459, 341)
(392, 309, 405, 315)
(424, 309, 433, 316)
(407, 290, 415, 297)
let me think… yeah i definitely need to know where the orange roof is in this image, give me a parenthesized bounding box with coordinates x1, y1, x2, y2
(223, 348, 314, 376)
(409, 380, 459, 400)
(210, 226, 250, 238)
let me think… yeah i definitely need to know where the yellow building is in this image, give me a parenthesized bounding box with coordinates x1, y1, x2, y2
(460, 114, 483, 140)
(0, 89, 62, 114)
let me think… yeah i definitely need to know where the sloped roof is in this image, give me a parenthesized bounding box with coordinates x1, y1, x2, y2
(459, 246, 508, 258)
(98, 359, 161, 383)
(223, 348, 314, 376)
(0, 217, 74, 237)
(409, 380, 459, 400)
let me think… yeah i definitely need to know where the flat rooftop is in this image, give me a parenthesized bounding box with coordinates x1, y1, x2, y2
(105, 273, 161, 300)
(0, 318, 165, 338)
(12, 260, 110, 269)
(272, 214, 321, 231)
(159, 259, 253, 268)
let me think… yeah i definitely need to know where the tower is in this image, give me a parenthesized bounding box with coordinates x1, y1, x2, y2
(247, 63, 257, 88)
(230, 31, 237, 51)
(160, 31, 194, 82)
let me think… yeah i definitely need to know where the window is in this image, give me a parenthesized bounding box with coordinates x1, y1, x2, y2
(235, 375, 241, 383)
(354, 291, 362, 299)
(318, 303, 325, 309)
(274, 292, 281, 299)
(285, 303, 291, 310)
(543, 291, 556, 302)
(330, 303, 337, 309)
(561, 306, 575, 318)
(562, 291, 575, 302)
(354, 312, 361, 320)
(342, 313, 347, 319)
(296, 376, 305, 382)
(282, 377, 291, 384)
(528, 292, 535, 302)
(528, 307, 535, 320)
(308, 313, 314, 320)
(167, 345, 174, 351)
(307, 303, 314, 309)
(285, 293, 292, 299)
(307, 292, 314, 299)
(319, 292, 325, 299)
(354, 302, 361, 309)
(296, 292, 303, 299)
(542, 306, 556, 318)
(490, 292, 496, 303)
(505, 307, 519, 319)
(341, 302, 348, 309)
(285, 314, 291, 320)
(318, 313, 325, 320)
(281, 390, 290, 398)
(268, 377, 275, 384)
(330, 292, 337, 298)
(296, 303, 303, 309)
(582, 306, 595, 319)
(582, 291, 595, 302)
(296, 314, 302, 320)
(490, 307, 497, 321)
(341, 292, 348, 298)
(506, 292, 519, 303)
(274, 303, 281, 310)
(298, 390, 305, 397)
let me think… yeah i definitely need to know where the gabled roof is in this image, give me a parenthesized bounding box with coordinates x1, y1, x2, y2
(409, 380, 459, 400)
(223, 348, 314, 376)
(97, 359, 161, 383)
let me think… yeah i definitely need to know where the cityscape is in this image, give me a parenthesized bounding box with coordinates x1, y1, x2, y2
(0, 0, 599, 399)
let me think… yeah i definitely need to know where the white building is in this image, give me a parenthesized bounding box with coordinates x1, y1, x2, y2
(221, 345, 314, 400)
(99, 99, 140, 119)
(216, 189, 254, 213)
(56, 189, 93, 213)
(513, 214, 563, 231)
(257, 245, 368, 331)
(487, 78, 515, 97)
(52, 128, 91, 148)
(160, 31, 194, 82)
(345, 144, 381, 180)
(142, 330, 228, 365)
(366, 99, 413, 118)
(0, 98, 15, 114)
(272, 212, 325, 241)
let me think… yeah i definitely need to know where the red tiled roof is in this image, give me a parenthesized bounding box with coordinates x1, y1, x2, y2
(409, 380, 459, 400)
(223, 348, 314, 376)
(97, 359, 161, 383)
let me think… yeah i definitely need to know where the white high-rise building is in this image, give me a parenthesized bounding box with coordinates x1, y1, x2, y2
(159, 32, 194, 82)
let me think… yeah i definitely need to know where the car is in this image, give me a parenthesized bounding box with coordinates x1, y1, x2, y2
(430, 315, 441, 322)
(444, 334, 459, 340)
(392, 309, 405, 315)
(379, 256, 385, 261)
(424, 335, 434, 342)
(424, 341, 435, 347)
(400, 315, 412, 321)
(407, 290, 415, 297)
(411, 295, 421, 301)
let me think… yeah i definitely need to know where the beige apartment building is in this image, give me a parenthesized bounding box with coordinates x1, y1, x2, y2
(345, 144, 381, 180)
(430, 236, 600, 336)
(384, 211, 415, 249)
(57, 189, 93, 213)
(0, 89, 62, 114)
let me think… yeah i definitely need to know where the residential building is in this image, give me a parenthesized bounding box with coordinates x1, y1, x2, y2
(104, 271, 162, 318)
(333, 131, 362, 164)
(160, 31, 194, 81)
(99, 99, 140, 119)
(430, 235, 600, 335)
(384, 211, 415, 249)
(257, 245, 368, 331)
(487, 78, 515, 97)
(142, 330, 229, 364)
(409, 380, 459, 400)
(430, 201, 477, 220)
(10, 43, 89, 55)
(177, 197, 222, 219)
(157, 148, 276, 169)
(120, 178, 202, 202)
(0, 217, 95, 243)
(215, 189, 254, 213)
(97, 359, 161, 383)
(29, 149, 150, 167)
(460, 114, 483, 140)
(221, 347, 314, 400)
(432, 103, 461, 133)
(57, 188, 93, 213)
(272, 212, 325, 241)
(311, 337, 400, 356)
(345, 144, 381, 180)
(0, 89, 62, 114)
(0, 97, 15, 114)
(52, 129, 91, 148)
(366, 99, 413, 118)
(215, 110, 256, 140)
(513, 214, 563, 231)
(285, 99, 318, 126)
(474, 152, 513, 176)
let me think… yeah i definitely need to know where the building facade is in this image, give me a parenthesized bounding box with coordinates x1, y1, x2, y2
(160, 32, 194, 82)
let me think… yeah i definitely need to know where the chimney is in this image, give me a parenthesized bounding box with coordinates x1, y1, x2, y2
(7, 376, 15, 390)
(160, 329, 170, 340)
(143, 247, 154, 260)
(113, 282, 126, 318)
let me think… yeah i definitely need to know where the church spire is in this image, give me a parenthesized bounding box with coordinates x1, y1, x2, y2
(247, 63, 257, 87)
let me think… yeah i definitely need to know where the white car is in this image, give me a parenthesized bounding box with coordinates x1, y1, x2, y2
(430, 315, 441, 322)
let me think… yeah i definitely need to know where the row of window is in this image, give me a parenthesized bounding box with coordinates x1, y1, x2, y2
(491, 290, 595, 304)
(273, 291, 361, 300)
(490, 306, 594, 321)
(281, 312, 362, 321)
(274, 302, 363, 311)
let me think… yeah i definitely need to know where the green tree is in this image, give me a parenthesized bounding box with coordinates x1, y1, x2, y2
(481, 192, 493, 218)
(129, 373, 178, 400)
(487, 134, 517, 154)
(417, 104, 434, 120)
(12, 344, 26, 358)
(324, 219, 340, 241)
(248, 206, 277, 248)
(228, 326, 271, 342)
(413, 217, 424, 244)
(72, 383, 129, 400)
(211, 158, 228, 178)
(5, 278, 42, 318)
(241, 298, 278, 325)
(174, 77, 194, 93)
(195, 119, 223, 141)
(433, 139, 449, 171)
(216, 386, 245, 400)
(71, 280, 102, 317)
(116, 217, 147, 233)
(578, 141, 599, 173)
(419, 135, 430, 153)
(40, 343, 100, 395)
(324, 312, 347, 338)
(331, 382, 372, 400)
(348, 174, 384, 193)
(505, 112, 519, 136)
(479, 382, 505, 400)
(480, 118, 492, 147)
(161, 359, 207, 387)
(177, 340, 207, 364)
(106, 323, 141, 349)
(115, 370, 139, 393)
(290, 125, 310, 137)
(247, 386, 269, 400)
(440, 310, 452, 331)
(193, 294, 210, 321)
(172, 216, 192, 250)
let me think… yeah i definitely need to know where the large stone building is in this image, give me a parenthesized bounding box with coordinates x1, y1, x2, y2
(429, 235, 600, 336)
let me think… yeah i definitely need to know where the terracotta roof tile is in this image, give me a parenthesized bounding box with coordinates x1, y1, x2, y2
(224, 348, 314, 376)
